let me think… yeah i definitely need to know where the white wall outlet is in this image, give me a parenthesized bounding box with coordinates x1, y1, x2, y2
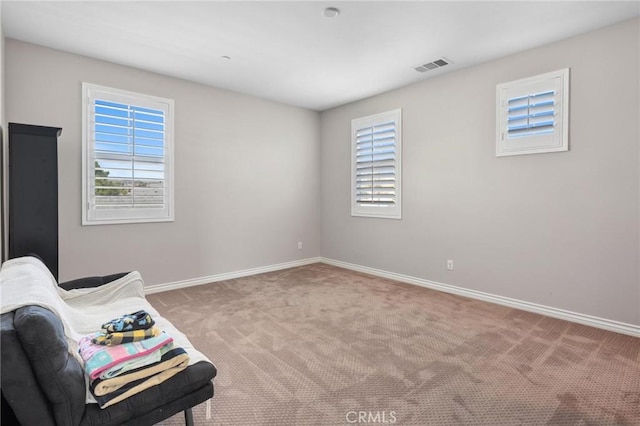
(298, 242, 303, 250)
(447, 260, 454, 270)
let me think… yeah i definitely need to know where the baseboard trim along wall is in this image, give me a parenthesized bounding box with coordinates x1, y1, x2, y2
(146, 256, 639, 338)
(320, 257, 640, 338)
(144, 257, 323, 295)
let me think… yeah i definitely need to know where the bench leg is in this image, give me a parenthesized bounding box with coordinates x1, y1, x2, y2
(184, 408, 194, 426)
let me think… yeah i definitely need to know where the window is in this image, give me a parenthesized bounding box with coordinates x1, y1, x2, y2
(351, 109, 402, 219)
(496, 68, 569, 156)
(82, 83, 174, 225)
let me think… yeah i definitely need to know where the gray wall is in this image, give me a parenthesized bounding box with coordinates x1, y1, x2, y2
(0, 7, 5, 264)
(6, 39, 321, 285)
(320, 19, 640, 325)
(0, 6, 4, 127)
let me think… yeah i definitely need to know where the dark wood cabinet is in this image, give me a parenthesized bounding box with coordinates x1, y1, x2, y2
(8, 123, 62, 280)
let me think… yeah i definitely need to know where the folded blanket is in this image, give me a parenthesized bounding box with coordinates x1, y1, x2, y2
(91, 367, 187, 409)
(91, 347, 189, 396)
(101, 310, 155, 333)
(99, 341, 173, 380)
(92, 326, 162, 346)
(79, 332, 174, 380)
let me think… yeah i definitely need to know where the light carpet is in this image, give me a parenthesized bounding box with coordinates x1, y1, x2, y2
(150, 264, 640, 425)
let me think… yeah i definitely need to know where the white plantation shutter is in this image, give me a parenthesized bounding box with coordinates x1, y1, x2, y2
(82, 83, 174, 225)
(507, 90, 556, 138)
(351, 109, 402, 219)
(496, 69, 569, 156)
(355, 122, 396, 205)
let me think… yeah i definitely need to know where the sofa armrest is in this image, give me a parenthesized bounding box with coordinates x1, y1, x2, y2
(59, 273, 130, 291)
(1, 311, 56, 426)
(13, 306, 86, 426)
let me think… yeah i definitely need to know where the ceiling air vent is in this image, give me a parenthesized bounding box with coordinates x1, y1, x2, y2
(414, 58, 450, 73)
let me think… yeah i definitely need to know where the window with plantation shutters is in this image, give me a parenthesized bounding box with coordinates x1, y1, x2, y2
(496, 69, 569, 156)
(82, 83, 174, 225)
(351, 109, 402, 219)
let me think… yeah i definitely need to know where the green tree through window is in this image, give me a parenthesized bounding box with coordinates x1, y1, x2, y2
(94, 161, 129, 196)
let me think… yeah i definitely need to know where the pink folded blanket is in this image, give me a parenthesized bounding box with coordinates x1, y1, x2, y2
(78, 331, 173, 379)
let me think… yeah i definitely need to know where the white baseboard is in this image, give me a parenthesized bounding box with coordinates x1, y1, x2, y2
(144, 257, 322, 295)
(145, 255, 639, 338)
(320, 257, 640, 338)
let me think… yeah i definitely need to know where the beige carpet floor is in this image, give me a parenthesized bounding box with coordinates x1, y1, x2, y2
(149, 264, 640, 426)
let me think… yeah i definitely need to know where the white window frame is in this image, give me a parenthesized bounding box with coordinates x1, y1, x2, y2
(82, 83, 174, 225)
(351, 109, 402, 219)
(496, 68, 569, 157)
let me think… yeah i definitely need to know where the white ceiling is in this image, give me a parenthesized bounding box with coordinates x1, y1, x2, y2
(3, 1, 639, 111)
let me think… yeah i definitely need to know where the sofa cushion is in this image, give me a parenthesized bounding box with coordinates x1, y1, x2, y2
(1, 311, 55, 426)
(58, 272, 129, 291)
(14, 306, 86, 426)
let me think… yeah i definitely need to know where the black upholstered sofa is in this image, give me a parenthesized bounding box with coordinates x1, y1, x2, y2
(1, 271, 216, 425)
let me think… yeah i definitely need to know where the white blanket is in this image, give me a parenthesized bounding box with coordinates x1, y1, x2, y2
(0, 256, 212, 404)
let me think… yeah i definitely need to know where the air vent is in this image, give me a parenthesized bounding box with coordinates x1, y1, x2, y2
(414, 58, 450, 73)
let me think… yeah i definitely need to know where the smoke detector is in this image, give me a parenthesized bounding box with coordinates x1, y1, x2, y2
(414, 58, 451, 73)
(323, 7, 340, 18)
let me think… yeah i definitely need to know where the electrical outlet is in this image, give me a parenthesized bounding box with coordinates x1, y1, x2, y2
(298, 242, 303, 250)
(447, 260, 454, 271)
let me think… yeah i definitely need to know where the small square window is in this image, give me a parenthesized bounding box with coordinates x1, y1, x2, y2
(496, 69, 569, 156)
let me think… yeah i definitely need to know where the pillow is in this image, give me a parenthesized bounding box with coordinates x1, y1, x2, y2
(1, 311, 55, 426)
(14, 306, 86, 426)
